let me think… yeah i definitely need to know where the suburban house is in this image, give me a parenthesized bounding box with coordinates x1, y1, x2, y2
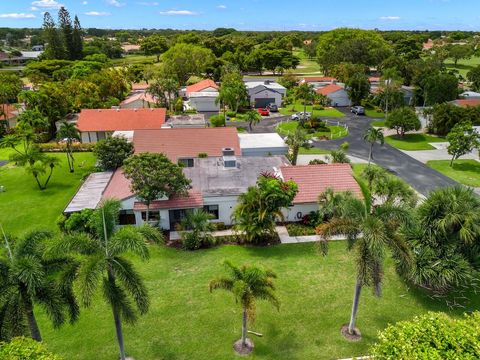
(0, 104, 21, 128)
(76, 108, 166, 143)
(65, 126, 360, 231)
(316, 84, 351, 107)
(121, 44, 141, 54)
(182, 79, 220, 112)
(238, 133, 288, 156)
(460, 91, 480, 98)
(120, 92, 156, 109)
(244, 80, 287, 108)
(452, 99, 480, 108)
(300, 77, 337, 88)
(163, 114, 208, 128)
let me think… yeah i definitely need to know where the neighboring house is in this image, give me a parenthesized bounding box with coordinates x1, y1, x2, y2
(183, 79, 220, 112)
(244, 80, 287, 108)
(164, 114, 208, 128)
(120, 92, 156, 109)
(452, 99, 480, 108)
(31, 45, 44, 51)
(423, 39, 434, 51)
(76, 108, 166, 143)
(460, 91, 480, 98)
(300, 77, 337, 88)
(131, 83, 149, 92)
(0, 104, 21, 128)
(280, 163, 362, 222)
(121, 44, 141, 54)
(316, 84, 351, 107)
(400, 86, 415, 106)
(238, 133, 288, 156)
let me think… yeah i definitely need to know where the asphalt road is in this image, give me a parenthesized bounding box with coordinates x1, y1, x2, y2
(311, 111, 458, 196)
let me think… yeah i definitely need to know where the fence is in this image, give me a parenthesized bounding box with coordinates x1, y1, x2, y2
(277, 117, 349, 140)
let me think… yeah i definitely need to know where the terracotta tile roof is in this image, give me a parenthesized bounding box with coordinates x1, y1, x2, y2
(280, 164, 362, 204)
(133, 128, 241, 162)
(76, 108, 166, 132)
(423, 39, 434, 50)
(0, 104, 18, 120)
(132, 83, 149, 91)
(302, 76, 337, 82)
(120, 92, 157, 106)
(316, 84, 344, 96)
(453, 99, 480, 107)
(102, 169, 134, 200)
(133, 191, 203, 210)
(368, 77, 381, 82)
(186, 79, 218, 95)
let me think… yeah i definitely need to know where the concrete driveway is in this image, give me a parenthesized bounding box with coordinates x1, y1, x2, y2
(402, 147, 479, 164)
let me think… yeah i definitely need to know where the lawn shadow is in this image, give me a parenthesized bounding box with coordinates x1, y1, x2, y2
(452, 161, 480, 173)
(253, 321, 302, 359)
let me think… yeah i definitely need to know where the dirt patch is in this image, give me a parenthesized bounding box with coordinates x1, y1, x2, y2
(233, 338, 254, 355)
(340, 324, 362, 342)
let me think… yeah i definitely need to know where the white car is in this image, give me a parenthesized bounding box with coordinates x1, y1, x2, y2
(291, 112, 312, 120)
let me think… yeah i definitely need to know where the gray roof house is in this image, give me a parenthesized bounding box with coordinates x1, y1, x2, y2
(244, 80, 287, 108)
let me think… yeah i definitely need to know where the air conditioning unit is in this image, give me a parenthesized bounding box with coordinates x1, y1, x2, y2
(222, 147, 235, 156)
(223, 155, 237, 168)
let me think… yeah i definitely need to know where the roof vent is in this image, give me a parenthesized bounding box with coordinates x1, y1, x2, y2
(222, 147, 235, 156)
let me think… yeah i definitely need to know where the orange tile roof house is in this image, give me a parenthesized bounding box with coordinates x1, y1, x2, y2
(0, 104, 21, 128)
(452, 99, 480, 108)
(316, 84, 351, 107)
(183, 79, 220, 112)
(185, 79, 219, 96)
(120, 92, 157, 109)
(76, 108, 166, 143)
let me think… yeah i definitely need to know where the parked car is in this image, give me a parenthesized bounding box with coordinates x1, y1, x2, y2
(257, 108, 270, 116)
(267, 103, 278, 112)
(351, 106, 365, 115)
(291, 112, 312, 120)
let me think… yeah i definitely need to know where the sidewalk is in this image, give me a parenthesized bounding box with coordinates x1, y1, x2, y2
(297, 154, 369, 165)
(170, 229, 235, 241)
(276, 226, 345, 244)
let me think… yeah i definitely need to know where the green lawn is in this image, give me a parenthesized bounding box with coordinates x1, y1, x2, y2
(365, 109, 385, 118)
(298, 147, 331, 155)
(111, 54, 158, 66)
(291, 49, 322, 74)
(280, 102, 344, 118)
(277, 121, 348, 140)
(38, 242, 480, 360)
(445, 55, 480, 78)
(0, 151, 96, 235)
(385, 134, 446, 151)
(427, 159, 480, 187)
(371, 120, 386, 127)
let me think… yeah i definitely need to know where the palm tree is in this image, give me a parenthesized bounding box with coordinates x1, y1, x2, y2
(316, 187, 413, 339)
(57, 121, 80, 173)
(285, 127, 310, 165)
(380, 68, 402, 118)
(0, 227, 79, 342)
(294, 83, 316, 127)
(244, 110, 262, 132)
(180, 209, 215, 250)
(209, 261, 280, 354)
(363, 127, 384, 165)
(51, 200, 163, 360)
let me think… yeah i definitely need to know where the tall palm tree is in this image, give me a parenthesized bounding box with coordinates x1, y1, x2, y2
(0, 227, 79, 342)
(50, 200, 163, 360)
(57, 121, 80, 173)
(285, 127, 310, 165)
(363, 127, 384, 165)
(244, 110, 262, 132)
(316, 187, 413, 339)
(209, 261, 280, 354)
(294, 83, 316, 127)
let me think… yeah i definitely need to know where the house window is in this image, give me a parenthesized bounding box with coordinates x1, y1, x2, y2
(119, 210, 136, 225)
(178, 158, 194, 167)
(203, 205, 219, 220)
(141, 211, 161, 221)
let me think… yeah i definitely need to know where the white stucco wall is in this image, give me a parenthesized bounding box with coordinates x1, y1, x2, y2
(283, 203, 319, 222)
(189, 97, 220, 112)
(203, 195, 238, 225)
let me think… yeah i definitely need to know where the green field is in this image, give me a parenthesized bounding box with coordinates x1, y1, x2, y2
(291, 49, 322, 75)
(280, 102, 344, 118)
(298, 147, 331, 155)
(277, 121, 348, 140)
(0, 151, 96, 235)
(385, 134, 446, 151)
(445, 55, 480, 77)
(37, 242, 480, 360)
(365, 109, 385, 118)
(427, 159, 480, 187)
(371, 120, 386, 127)
(111, 54, 159, 66)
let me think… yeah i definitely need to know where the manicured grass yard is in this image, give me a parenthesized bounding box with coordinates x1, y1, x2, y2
(0, 151, 96, 235)
(298, 147, 330, 155)
(277, 121, 348, 140)
(365, 109, 385, 118)
(111, 54, 158, 66)
(427, 159, 480, 187)
(445, 55, 480, 77)
(371, 120, 386, 127)
(280, 102, 344, 118)
(291, 49, 322, 74)
(385, 134, 446, 151)
(38, 243, 480, 360)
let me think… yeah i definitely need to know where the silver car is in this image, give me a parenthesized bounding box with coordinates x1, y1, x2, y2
(291, 112, 312, 120)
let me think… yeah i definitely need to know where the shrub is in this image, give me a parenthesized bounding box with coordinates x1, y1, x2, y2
(286, 223, 316, 236)
(309, 159, 327, 165)
(301, 211, 323, 227)
(213, 222, 226, 231)
(226, 111, 237, 118)
(182, 231, 215, 251)
(38, 142, 94, 152)
(198, 152, 208, 158)
(210, 114, 225, 127)
(312, 105, 324, 110)
(94, 136, 134, 170)
(62, 209, 95, 234)
(371, 312, 480, 359)
(0, 337, 62, 360)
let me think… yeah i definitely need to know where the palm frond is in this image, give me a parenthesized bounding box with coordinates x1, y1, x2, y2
(102, 277, 138, 324)
(108, 226, 149, 260)
(76, 254, 106, 307)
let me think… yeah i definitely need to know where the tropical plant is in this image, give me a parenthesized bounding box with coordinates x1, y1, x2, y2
(371, 312, 480, 359)
(181, 209, 215, 250)
(404, 186, 480, 293)
(232, 174, 298, 243)
(209, 261, 280, 354)
(93, 136, 134, 170)
(329, 149, 350, 164)
(57, 121, 80, 173)
(363, 127, 384, 165)
(380, 68, 403, 118)
(0, 228, 78, 342)
(285, 127, 310, 165)
(244, 110, 262, 132)
(0, 336, 62, 360)
(123, 153, 191, 222)
(385, 107, 421, 137)
(50, 200, 163, 360)
(316, 186, 413, 339)
(446, 122, 479, 166)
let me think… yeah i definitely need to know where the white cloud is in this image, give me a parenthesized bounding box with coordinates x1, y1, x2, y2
(137, 1, 159, 5)
(217, 5, 227, 9)
(159, 10, 198, 16)
(0, 13, 36, 19)
(29, 6, 39, 10)
(105, 0, 125, 7)
(84, 11, 111, 16)
(82, 1, 88, 4)
(379, 16, 400, 20)
(31, 0, 63, 9)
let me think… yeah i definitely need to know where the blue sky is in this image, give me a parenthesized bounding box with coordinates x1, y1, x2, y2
(0, 0, 478, 31)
